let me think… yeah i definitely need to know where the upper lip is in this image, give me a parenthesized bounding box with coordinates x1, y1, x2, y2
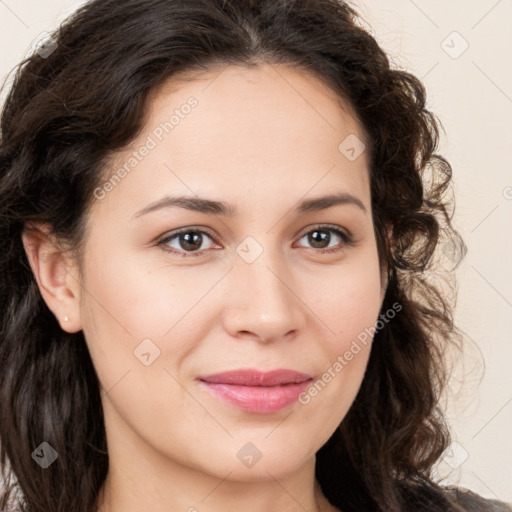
(198, 369, 313, 387)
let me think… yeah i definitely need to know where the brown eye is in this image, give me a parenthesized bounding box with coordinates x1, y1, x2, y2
(157, 224, 353, 258)
(158, 229, 217, 257)
(295, 225, 352, 254)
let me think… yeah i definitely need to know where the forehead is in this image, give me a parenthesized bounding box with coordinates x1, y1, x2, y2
(145, 63, 367, 149)
(95, 63, 371, 219)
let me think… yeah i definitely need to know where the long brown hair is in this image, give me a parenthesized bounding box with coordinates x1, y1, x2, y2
(0, 1, 468, 510)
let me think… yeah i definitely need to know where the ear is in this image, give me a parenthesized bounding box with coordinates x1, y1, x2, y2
(21, 222, 83, 333)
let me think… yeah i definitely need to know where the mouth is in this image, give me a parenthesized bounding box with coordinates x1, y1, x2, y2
(197, 368, 314, 414)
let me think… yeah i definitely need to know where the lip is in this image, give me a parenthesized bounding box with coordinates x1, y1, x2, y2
(197, 369, 313, 414)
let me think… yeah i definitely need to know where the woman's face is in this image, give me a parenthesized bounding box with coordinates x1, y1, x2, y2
(74, 64, 387, 481)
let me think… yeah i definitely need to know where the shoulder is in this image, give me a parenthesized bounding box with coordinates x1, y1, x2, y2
(443, 486, 512, 511)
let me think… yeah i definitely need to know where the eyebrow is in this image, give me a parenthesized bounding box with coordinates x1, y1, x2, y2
(132, 192, 367, 219)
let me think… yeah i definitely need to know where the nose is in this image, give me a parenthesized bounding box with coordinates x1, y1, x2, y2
(222, 249, 307, 344)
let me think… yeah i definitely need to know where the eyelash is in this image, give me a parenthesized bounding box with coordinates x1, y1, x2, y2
(156, 224, 354, 258)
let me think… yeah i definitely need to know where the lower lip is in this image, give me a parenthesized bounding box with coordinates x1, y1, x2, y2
(199, 380, 313, 414)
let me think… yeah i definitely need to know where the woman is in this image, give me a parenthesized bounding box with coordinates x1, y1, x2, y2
(0, 0, 510, 511)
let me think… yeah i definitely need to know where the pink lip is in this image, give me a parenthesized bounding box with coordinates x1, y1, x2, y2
(197, 369, 313, 414)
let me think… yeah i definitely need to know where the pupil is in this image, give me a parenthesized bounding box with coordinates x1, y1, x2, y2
(309, 230, 329, 248)
(181, 232, 202, 251)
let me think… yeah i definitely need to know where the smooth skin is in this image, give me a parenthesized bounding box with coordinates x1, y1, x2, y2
(23, 63, 390, 512)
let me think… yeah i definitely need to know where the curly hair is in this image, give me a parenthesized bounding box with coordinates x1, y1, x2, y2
(0, 0, 469, 511)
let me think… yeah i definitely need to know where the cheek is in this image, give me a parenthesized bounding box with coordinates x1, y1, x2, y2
(299, 252, 383, 422)
(78, 245, 221, 394)
(298, 278, 381, 445)
(310, 254, 384, 354)
(79, 244, 210, 338)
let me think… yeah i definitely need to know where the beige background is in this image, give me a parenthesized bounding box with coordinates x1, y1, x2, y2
(1, 0, 511, 503)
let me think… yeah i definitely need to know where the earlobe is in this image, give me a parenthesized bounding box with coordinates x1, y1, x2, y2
(21, 222, 83, 333)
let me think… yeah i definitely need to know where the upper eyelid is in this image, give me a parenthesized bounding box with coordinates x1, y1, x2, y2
(296, 224, 351, 238)
(160, 226, 218, 243)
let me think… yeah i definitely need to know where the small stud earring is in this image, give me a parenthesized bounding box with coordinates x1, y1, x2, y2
(64, 316, 69, 322)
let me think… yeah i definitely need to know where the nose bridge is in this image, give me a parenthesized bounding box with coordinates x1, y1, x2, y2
(225, 238, 304, 340)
